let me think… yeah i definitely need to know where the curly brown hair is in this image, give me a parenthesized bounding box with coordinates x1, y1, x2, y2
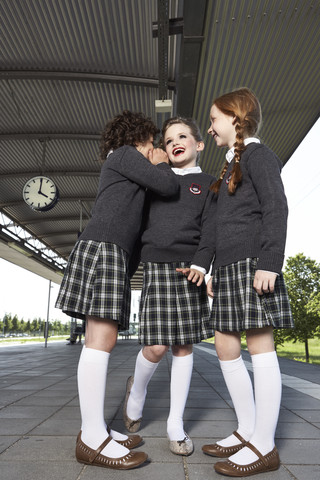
(99, 110, 159, 161)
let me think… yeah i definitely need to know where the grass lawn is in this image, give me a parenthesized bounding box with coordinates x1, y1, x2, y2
(204, 337, 320, 365)
(276, 338, 320, 365)
(0, 335, 69, 345)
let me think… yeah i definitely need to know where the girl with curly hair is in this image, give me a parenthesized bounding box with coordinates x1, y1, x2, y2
(55, 110, 179, 470)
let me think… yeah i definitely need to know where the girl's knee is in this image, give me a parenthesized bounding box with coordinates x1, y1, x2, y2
(143, 345, 169, 362)
(214, 331, 241, 361)
(246, 327, 275, 355)
(171, 344, 193, 356)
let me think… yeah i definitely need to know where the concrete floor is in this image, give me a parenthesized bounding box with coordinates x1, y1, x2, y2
(0, 339, 319, 480)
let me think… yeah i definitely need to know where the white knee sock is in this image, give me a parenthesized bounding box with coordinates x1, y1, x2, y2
(217, 356, 255, 447)
(167, 353, 193, 441)
(127, 348, 159, 420)
(77, 346, 129, 458)
(229, 351, 282, 465)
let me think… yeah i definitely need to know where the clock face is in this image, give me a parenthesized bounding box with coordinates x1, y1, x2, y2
(23, 176, 59, 212)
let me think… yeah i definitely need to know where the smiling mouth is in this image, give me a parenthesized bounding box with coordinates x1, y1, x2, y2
(172, 147, 185, 156)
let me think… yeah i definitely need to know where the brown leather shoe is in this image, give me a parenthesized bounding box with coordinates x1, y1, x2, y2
(76, 433, 147, 470)
(214, 443, 280, 477)
(202, 431, 247, 458)
(106, 426, 143, 449)
(123, 376, 142, 433)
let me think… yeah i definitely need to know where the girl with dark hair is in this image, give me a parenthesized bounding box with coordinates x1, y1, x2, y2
(123, 116, 216, 456)
(55, 110, 179, 470)
(202, 88, 294, 477)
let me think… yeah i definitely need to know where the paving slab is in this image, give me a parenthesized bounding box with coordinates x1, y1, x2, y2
(0, 340, 319, 480)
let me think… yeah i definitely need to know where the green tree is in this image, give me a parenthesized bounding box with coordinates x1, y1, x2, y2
(307, 292, 320, 339)
(26, 320, 31, 333)
(3, 313, 13, 335)
(31, 318, 39, 334)
(12, 314, 19, 333)
(273, 328, 290, 351)
(20, 319, 26, 333)
(283, 253, 320, 362)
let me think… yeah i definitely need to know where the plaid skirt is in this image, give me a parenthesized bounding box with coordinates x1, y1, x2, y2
(139, 262, 213, 346)
(55, 240, 131, 330)
(210, 258, 294, 332)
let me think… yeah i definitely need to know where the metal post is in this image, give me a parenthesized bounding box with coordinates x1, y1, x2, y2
(44, 280, 51, 348)
(158, 0, 169, 100)
(79, 200, 83, 233)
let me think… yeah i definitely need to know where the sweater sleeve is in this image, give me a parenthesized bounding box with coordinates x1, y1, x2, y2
(117, 146, 179, 196)
(191, 185, 217, 272)
(247, 146, 288, 273)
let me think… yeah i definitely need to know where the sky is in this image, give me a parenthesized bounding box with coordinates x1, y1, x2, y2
(0, 119, 319, 323)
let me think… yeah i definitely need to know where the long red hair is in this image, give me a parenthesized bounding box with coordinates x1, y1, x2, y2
(210, 88, 262, 194)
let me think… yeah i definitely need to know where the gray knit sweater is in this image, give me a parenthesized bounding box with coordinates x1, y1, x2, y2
(79, 145, 179, 255)
(213, 143, 288, 273)
(140, 171, 216, 272)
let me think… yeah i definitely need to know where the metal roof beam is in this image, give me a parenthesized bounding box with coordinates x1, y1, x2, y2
(17, 215, 84, 226)
(157, 0, 169, 100)
(0, 133, 100, 141)
(49, 242, 78, 249)
(0, 70, 176, 90)
(0, 229, 65, 272)
(152, 17, 183, 37)
(176, 0, 208, 117)
(0, 197, 95, 208)
(37, 230, 80, 239)
(1, 171, 99, 180)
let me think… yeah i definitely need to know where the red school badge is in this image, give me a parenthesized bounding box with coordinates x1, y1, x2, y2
(189, 183, 201, 195)
(226, 173, 232, 184)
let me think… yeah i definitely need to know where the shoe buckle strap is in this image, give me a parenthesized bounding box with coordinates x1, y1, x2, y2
(88, 435, 112, 463)
(245, 442, 268, 467)
(232, 431, 247, 445)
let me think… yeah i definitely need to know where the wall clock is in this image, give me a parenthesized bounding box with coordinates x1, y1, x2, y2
(22, 176, 59, 212)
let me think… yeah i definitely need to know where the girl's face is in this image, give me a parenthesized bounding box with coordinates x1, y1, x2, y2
(164, 124, 204, 168)
(135, 136, 154, 159)
(208, 104, 237, 149)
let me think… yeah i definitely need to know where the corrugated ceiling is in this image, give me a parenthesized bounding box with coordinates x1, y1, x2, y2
(0, 0, 319, 289)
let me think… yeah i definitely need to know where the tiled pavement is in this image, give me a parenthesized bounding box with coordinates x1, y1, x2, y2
(0, 339, 319, 480)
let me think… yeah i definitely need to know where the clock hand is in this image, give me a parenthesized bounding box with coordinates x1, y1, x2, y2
(39, 192, 49, 198)
(38, 178, 43, 194)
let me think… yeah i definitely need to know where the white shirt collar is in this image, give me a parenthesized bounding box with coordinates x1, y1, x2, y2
(226, 137, 260, 163)
(172, 166, 202, 175)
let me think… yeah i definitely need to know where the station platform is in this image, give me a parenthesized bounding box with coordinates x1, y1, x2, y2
(0, 340, 319, 480)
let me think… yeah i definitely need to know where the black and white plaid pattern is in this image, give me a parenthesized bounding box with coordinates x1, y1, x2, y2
(55, 240, 130, 330)
(210, 257, 294, 332)
(139, 262, 213, 345)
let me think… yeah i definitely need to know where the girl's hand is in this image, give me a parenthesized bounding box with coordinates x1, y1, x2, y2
(149, 148, 169, 165)
(253, 270, 277, 295)
(176, 267, 204, 286)
(206, 276, 214, 298)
